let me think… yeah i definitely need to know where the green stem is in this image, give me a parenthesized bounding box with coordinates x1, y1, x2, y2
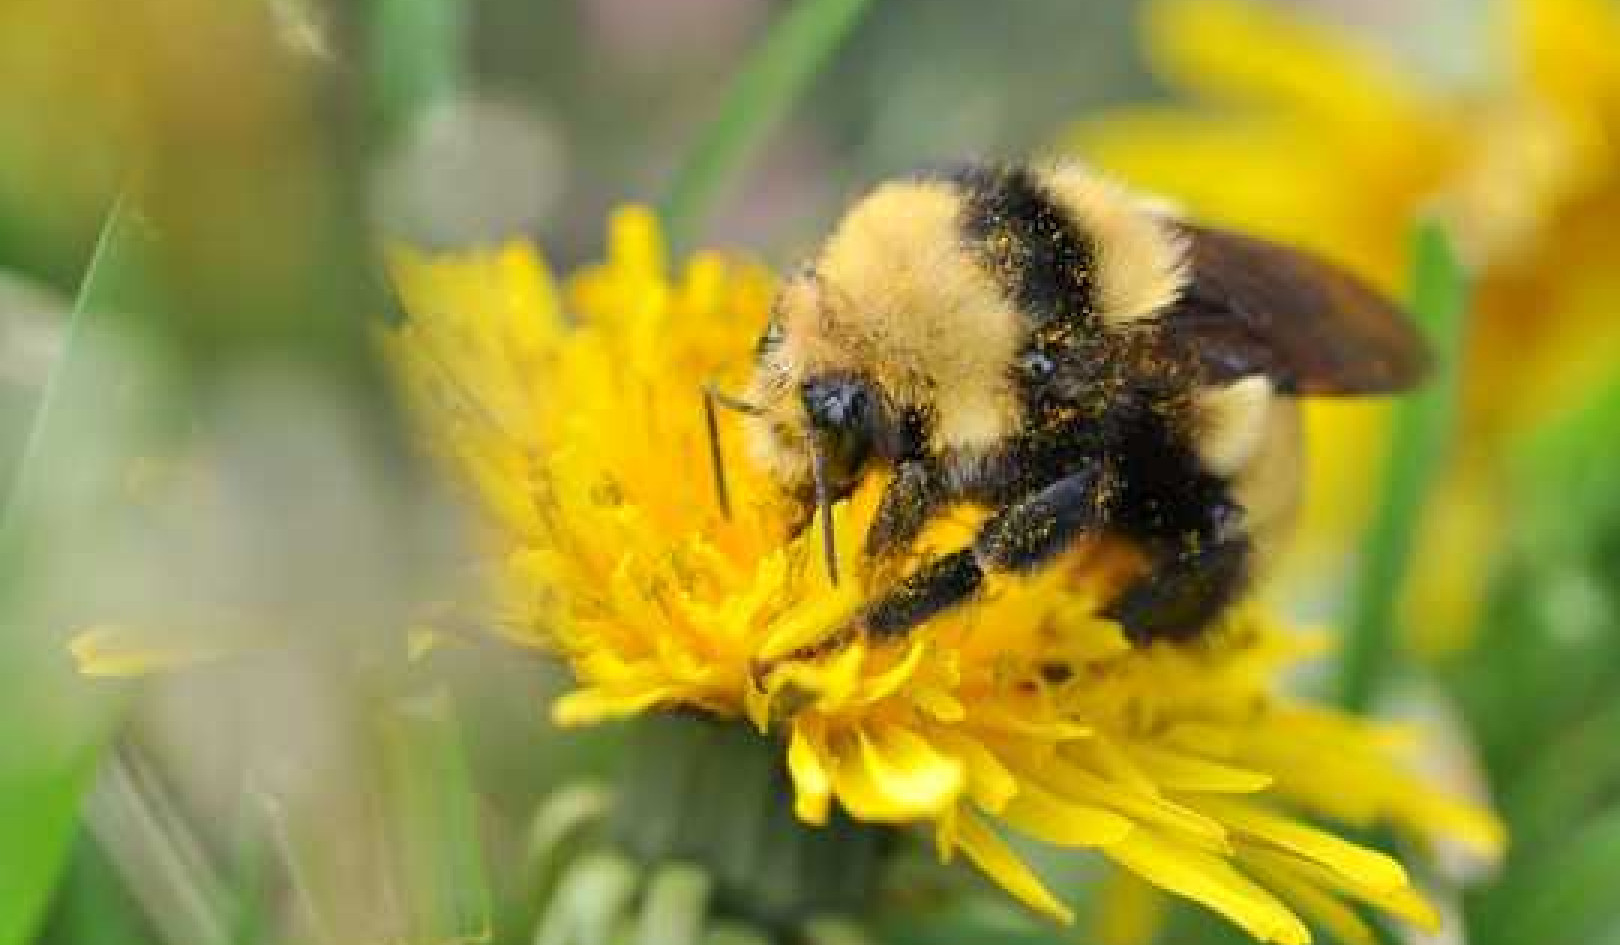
(612, 714, 889, 931)
(1335, 221, 1471, 712)
(660, 0, 875, 250)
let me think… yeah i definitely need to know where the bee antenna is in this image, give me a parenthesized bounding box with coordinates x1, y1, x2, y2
(706, 383, 765, 416)
(809, 439, 840, 587)
(702, 381, 764, 520)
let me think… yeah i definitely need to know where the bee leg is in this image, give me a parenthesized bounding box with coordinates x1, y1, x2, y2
(972, 464, 1104, 574)
(863, 460, 940, 560)
(863, 549, 985, 638)
(1104, 536, 1251, 644)
(865, 466, 1103, 638)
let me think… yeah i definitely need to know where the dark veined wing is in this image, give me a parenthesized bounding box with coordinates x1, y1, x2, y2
(1162, 223, 1431, 395)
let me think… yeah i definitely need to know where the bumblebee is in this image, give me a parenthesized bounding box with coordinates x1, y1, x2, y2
(712, 161, 1427, 645)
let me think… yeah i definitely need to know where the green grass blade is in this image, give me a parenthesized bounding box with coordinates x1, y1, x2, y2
(0, 728, 117, 945)
(368, 0, 464, 143)
(0, 196, 130, 539)
(660, 0, 875, 250)
(1489, 803, 1620, 945)
(0, 197, 137, 945)
(85, 750, 233, 945)
(40, 836, 157, 945)
(1500, 693, 1620, 852)
(378, 689, 493, 945)
(1336, 220, 1470, 712)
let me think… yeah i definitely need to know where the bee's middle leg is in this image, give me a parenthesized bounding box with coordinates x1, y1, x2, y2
(864, 465, 1103, 638)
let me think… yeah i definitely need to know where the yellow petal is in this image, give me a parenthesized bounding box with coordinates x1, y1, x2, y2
(910, 683, 966, 722)
(70, 625, 233, 677)
(1074, 737, 1160, 797)
(934, 803, 960, 862)
(1036, 756, 1229, 850)
(856, 637, 929, 704)
(809, 639, 871, 708)
(743, 677, 773, 733)
(834, 725, 964, 822)
(1000, 780, 1134, 848)
(1125, 743, 1273, 794)
(859, 725, 965, 815)
(757, 592, 859, 661)
(929, 729, 1019, 813)
(1243, 854, 1376, 945)
(552, 686, 677, 726)
(406, 626, 450, 662)
(1197, 798, 1409, 892)
(1144, 0, 1427, 126)
(1387, 778, 1508, 860)
(607, 205, 667, 280)
(1095, 867, 1169, 945)
(1517, 0, 1620, 128)
(788, 722, 833, 826)
(1108, 831, 1310, 945)
(956, 812, 1075, 924)
(1074, 109, 1351, 239)
(969, 704, 1092, 741)
(1243, 846, 1439, 932)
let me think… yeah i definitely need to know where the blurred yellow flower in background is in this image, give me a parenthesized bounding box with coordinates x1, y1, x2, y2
(389, 207, 1501, 943)
(1068, 0, 1620, 655)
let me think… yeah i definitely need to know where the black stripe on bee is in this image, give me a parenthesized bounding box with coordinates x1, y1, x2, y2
(943, 164, 1098, 330)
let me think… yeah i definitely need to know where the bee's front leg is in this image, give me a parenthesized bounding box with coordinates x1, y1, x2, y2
(863, 460, 941, 560)
(865, 462, 1105, 638)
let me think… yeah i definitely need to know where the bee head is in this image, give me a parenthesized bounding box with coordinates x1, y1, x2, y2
(799, 373, 881, 498)
(741, 271, 900, 488)
(735, 371, 884, 586)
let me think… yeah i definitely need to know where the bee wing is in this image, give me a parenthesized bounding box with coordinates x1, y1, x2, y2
(1162, 223, 1432, 395)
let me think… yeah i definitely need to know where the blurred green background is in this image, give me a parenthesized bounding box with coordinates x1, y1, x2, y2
(2, 1, 1618, 944)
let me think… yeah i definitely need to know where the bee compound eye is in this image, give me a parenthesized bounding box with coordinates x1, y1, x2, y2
(802, 377, 869, 427)
(1019, 349, 1056, 380)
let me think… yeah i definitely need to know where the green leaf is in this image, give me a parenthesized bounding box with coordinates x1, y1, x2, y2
(0, 198, 138, 945)
(532, 852, 640, 945)
(1336, 220, 1470, 712)
(634, 864, 711, 945)
(660, 0, 875, 250)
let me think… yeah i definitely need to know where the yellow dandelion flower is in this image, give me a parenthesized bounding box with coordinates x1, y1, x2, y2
(388, 207, 1502, 943)
(1066, 0, 1620, 653)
